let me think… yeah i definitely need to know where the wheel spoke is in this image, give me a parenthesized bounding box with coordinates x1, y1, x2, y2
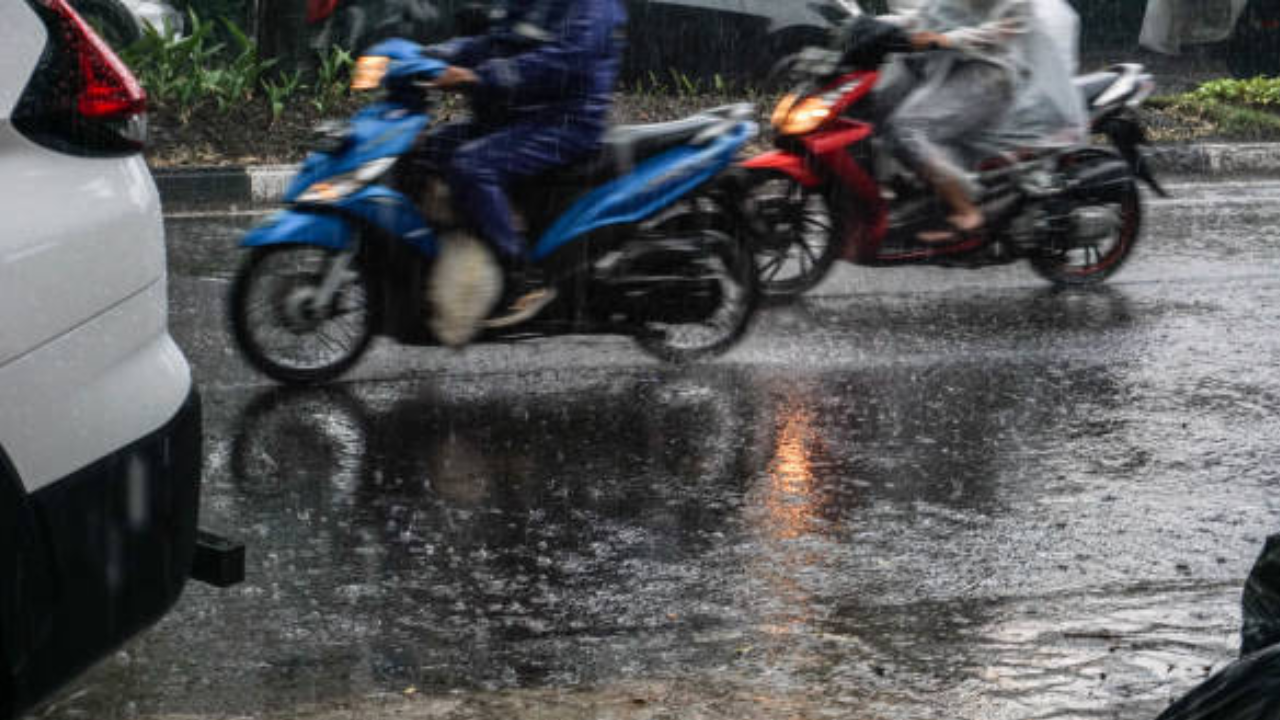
(799, 239, 820, 264)
(759, 253, 785, 280)
(803, 216, 832, 233)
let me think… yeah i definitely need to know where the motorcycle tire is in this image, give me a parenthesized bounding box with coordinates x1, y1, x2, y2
(743, 169, 841, 300)
(230, 245, 378, 385)
(1030, 163, 1142, 287)
(633, 198, 760, 363)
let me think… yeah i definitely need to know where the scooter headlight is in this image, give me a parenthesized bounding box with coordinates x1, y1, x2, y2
(773, 95, 834, 136)
(352, 55, 391, 91)
(297, 157, 398, 204)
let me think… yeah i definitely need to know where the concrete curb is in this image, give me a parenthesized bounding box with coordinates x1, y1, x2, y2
(1146, 143, 1280, 176)
(151, 142, 1280, 210)
(155, 164, 298, 211)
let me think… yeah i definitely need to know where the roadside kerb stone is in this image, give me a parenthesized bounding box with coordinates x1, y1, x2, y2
(155, 164, 298, 211)
(152, 142, 1280, 210)
(1147, 143, 1280, 176)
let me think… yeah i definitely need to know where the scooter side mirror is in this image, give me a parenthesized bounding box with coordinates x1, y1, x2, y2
(836, 15, 912, 68)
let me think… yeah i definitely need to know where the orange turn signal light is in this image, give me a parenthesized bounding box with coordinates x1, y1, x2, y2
(351, 56, 390, 91)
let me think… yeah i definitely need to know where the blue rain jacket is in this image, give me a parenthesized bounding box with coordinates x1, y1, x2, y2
(427, 0, 627, 134)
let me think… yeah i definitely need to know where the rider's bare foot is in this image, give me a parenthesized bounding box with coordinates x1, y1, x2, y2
(950, 209, 984, 234)
(917, 210, 985, 244)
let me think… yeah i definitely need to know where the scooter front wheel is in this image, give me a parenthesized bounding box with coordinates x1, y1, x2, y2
(743, 169, 840, 300)
(230, 245, 377, 384)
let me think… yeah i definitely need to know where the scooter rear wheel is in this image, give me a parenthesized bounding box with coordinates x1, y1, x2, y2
(633, 199, 759, 363)
(1030, 178, 1142, 287)
(230, 245, 377, 384)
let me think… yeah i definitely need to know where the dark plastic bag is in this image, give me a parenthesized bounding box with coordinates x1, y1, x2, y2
(1154, 535, 1280, 720)
(1243, 535, 1280, 658)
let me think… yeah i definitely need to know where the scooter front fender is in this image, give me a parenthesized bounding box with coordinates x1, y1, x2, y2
(740, 150, 823, 188)
(241, 210, 353, 250)
(241, 186, 437, 256)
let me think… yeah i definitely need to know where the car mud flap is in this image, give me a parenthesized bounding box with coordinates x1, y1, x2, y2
(191, 531, 245, 588)
(1097, 116, 1169, 198)
(1134, 155, 1168, 198)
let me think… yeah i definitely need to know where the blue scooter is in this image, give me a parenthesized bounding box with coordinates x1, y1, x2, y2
(230, 39, 760, 384)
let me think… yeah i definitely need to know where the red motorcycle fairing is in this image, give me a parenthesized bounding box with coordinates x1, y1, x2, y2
(740, 151, 822, 187)
(805, 120, 888, 263)
(741, 120, 888, 263)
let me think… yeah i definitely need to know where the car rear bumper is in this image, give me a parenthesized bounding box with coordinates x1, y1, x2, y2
(0, 388, 202, 720)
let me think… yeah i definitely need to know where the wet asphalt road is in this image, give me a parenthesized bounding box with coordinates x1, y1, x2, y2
(37, 178, 1280, 720)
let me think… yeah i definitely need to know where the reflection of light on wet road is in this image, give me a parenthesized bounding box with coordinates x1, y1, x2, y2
(742, 400, 834, 642)
(761, 405, 819, 541)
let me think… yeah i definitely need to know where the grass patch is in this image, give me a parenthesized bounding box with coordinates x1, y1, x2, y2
(1146, 77, 1280, 142)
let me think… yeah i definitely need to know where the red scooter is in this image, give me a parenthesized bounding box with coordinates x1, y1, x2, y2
(741, 16, 1166, 299)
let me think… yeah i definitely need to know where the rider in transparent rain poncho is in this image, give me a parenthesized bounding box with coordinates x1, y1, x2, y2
(879, 0, 1087, 242)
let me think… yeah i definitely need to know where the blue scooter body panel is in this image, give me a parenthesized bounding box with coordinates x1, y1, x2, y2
(531, 121, 757, 261)
(284, 43, 445, 201)
(285, 104, 431, 202)
(244, 36, 752, 273)
(242, 186, 436, 256)
(365, 38, 449, 79)
(242, 210, 351, 250)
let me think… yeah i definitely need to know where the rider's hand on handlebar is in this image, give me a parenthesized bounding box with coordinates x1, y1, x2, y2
(428, 66, 480, 90)
(910, 32, 950, 51)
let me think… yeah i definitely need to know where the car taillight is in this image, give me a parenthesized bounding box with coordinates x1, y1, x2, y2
(14, 0, 148, 156)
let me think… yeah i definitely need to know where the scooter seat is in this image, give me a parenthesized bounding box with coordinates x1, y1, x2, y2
(538, 114, 730, 187)
(1075, 71, 1121, 106)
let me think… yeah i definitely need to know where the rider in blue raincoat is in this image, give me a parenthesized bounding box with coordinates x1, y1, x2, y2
(417, 0, 627, 326)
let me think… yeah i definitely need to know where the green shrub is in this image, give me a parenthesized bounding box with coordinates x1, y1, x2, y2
(124, 10, 274, 122)
(1151, 76, 1280, 141)
(171, 0, 252, 38)
(122, 10, 355, 125)
(312, 46, 355, 115)
(1186, 77, 1280, 109)
(263, 70, 303, 124)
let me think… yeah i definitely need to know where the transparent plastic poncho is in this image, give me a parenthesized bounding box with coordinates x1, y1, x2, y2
(1140, 0, 1248, 54)
(885, 0, 1088, 153)
(988, 0, 1088, 150)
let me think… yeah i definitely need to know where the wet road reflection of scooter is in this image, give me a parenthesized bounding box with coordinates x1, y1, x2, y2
(225, 373, 771, 692)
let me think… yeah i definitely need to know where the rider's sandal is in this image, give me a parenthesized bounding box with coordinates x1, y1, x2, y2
(917, 217, 985, 245)
(483, 287, 559, 329)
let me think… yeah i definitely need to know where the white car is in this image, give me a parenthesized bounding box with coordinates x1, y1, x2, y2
(0, 1, 236, 717)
